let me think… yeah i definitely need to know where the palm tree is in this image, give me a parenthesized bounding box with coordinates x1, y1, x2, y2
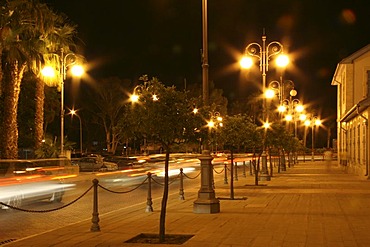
(0, 0, 37, 158)
(0, 0, 77, 158)
(33, 10, 77, 151)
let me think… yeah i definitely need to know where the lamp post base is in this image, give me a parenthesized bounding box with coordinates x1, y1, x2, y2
(258, 151, 271, 181)
(193, 197, 220, 214)
(258, 173, 271, 181)
(193, 150, 220, 214)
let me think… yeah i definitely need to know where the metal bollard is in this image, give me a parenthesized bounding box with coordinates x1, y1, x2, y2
(90, 179, 100, 232)
(234, 162, 238, 181)
(243, 161, 246, 177)
(146, 172, 153, 212)
(224, 163, 228, 184)
(179, 168, 185, 200)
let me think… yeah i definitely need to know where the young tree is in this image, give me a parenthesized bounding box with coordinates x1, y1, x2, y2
(128, 76, 203, 242)
(218, 114, 261, 189)
(265, 122, 289, 174)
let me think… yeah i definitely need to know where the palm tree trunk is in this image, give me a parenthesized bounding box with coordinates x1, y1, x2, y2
(0, 47, 3, 96)
(34, 78, 45, 150)
(1, 61, 26, 159)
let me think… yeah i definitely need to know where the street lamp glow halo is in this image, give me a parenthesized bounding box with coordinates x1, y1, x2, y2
(278, 105, 287, 113)
(276, 54, 289, 68)
(265, 89, 275, 99)
(285, 114, 293, 121)
(130, 94, 140, 103)
(207, 120, 215, 128)
(41, 66, 56, 77)
(299, 114, 307, 121)
(263, 122, 270, 129)
(240, 56, 254, 69)
(70, 65, 84, 77)
(295, 104, 304, 112)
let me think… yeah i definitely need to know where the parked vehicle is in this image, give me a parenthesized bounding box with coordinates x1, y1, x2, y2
(103, 156, 146, 170)
(76, 157, 118, 172)
(0, 159, 76, 210)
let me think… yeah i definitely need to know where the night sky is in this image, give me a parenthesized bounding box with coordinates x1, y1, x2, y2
(44, 0, 370, 121)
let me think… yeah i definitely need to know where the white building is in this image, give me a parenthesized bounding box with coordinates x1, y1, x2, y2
(331, 44, 370, 177)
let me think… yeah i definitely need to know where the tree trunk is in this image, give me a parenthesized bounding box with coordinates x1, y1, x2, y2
(1, 61, 26, 159)
(230, 149, 234, 199)
(0, 47, 3, 96)
(34, 78, 45, 150)
(253, 151, 259, 186)
(159, 146, 170, 242)
(268, 147, 273, 177)
(277, 148, 281, 173)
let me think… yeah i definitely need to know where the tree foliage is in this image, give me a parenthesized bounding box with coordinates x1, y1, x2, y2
(218, 114, 258, 151)
(129, 76, 203, 149)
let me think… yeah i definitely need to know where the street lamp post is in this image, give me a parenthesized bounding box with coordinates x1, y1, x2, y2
(280, 97, 304, 136)
(194, 0, 220, 214)
(202, 0, 209, 106)
(70, 109, 83, 156)
(60, 50, 84, 156)
(241, 32, 287, 181)
(42, 49, 84, 157)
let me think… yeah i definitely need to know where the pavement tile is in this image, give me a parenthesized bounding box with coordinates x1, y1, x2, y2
(5, 161, 370, 247)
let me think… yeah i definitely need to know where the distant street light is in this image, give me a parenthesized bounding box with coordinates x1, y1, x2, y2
(304, 116, 322, 161)
(241, 32, 288, 181)
(207, 111, 223, 153)
(70, 109, 83, 156)
(42, 49, 84, 156)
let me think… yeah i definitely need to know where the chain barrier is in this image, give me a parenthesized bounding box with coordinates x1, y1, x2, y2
(213, 167, 225, 174)
(98, 176, 148, 194)
(0, 184, 94, 213)
(151, 174, 179, 186)
(183, 171, 201, 179)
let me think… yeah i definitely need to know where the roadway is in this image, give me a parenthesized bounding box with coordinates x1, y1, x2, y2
(0, 154, 228, 243)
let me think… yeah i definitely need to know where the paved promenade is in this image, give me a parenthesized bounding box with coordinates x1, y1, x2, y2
(5, 161, 370, 247)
